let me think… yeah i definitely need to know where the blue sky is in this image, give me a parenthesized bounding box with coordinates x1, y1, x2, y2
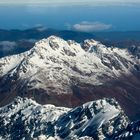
(0, 0, 140, 31)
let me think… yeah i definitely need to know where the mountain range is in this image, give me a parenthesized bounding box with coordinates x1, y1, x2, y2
(0, 36, 140, 121)
(0, 27, 140, 58)
(0, 97, 140, 140)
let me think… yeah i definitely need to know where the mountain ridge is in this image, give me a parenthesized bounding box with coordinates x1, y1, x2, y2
(0, 36, 140, 120)
(0, 97, 130, 140)
(0, 97, 140, 140)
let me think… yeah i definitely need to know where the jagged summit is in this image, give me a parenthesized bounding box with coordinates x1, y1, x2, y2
(0, 36, 135, 78)
(33, 35, 103, 55)
(0, 97, 140, 139)
(0, 97, 134, 140)
(32, 35, 85, 57)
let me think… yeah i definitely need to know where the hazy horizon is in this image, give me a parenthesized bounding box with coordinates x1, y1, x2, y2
(0, 1, 140, 32)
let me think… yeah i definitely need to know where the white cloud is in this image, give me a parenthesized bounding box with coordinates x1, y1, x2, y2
(72, 21, 112, 32)
(0, 0, 140, 6)
(0, 41, 16, 51)
(27, 39, 37, 43)
(0, 41, 16, 47)
(36, 26, 47, 32)
(32, 24, 47, 32)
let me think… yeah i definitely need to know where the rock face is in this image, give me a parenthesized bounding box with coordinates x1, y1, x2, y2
(0, 36, 140, 119)
(0, 97, 136, 140)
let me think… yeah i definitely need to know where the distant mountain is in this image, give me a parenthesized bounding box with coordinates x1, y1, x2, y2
(0, 36, 140, 120)
(0, 28, 140, 58)
(0, 27, 96, 42)
(1, 97, 140, 140)
(95, 31, 140, 41)
(1, 28, 140, 42)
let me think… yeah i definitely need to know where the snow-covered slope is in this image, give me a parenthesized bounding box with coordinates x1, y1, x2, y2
(0, 97, 70, 140)
(0, 97, 137, 140)
(0, 36, 138, 93)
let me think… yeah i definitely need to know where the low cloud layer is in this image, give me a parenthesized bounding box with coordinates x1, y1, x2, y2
(72, 21, 112, 32)
(0, 0, 140, 6)
(0, 0, 140, 5)
(0, 41, 16, 52)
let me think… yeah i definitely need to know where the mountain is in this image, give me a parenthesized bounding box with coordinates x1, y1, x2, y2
(0, 97, 140, 140)
(1, 97, 140, 140)
(0, 36, 140, 120)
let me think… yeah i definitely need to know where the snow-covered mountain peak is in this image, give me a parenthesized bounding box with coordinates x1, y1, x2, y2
(83, 98, 121, 112)
(31, 35, 84, 59)
(83, 39, 100, 47)
(0, 97, 132, 140)
(0, 97, 70, 125)
(82, 39, 101, 51)
(0, 97, 140, 139)
(54, 98, 129, 139)
(0, 36, 138, 96)
(35, 35, 65, 49)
